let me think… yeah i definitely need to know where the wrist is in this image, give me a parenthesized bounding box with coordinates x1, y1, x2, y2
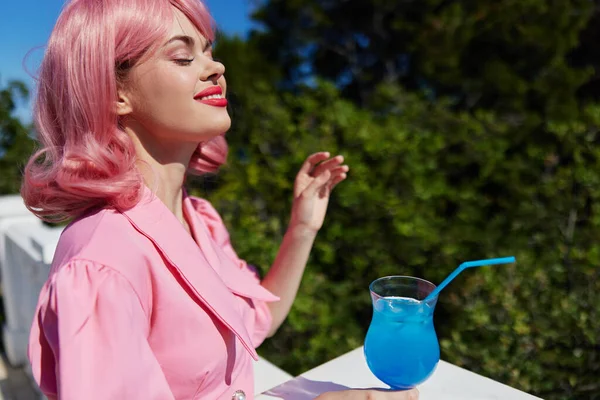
(286, 223, 319, 240)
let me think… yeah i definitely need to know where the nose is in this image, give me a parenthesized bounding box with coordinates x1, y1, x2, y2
(200, 58, 225, 83)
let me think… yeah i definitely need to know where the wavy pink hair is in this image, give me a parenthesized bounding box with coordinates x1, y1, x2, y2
(21, 0, 227, 222)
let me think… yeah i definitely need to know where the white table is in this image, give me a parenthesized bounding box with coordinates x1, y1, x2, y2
(257, 347, 543, 400)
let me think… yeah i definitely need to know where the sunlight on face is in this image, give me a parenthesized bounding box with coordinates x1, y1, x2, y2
(122, 7, 230, 150)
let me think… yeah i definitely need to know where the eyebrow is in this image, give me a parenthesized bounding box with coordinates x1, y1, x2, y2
(164, 35, 212, 50)
(164, 35, 195, 47)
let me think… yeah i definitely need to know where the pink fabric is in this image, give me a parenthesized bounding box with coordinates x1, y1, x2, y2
(28, 187, 279, 400)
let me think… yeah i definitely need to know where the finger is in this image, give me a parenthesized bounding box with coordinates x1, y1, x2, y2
(311, 155, 345, 177)
(328, 165, 349, 176)
(405, 388, 419, 400)
(327, 165, 349, 183)
(298, 152, 331, 175)
(301, 169, 331, 198)
(327, 172, 347, 191)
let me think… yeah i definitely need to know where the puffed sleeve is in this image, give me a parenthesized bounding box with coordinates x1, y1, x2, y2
(28, 260, 175, 400)
(196, 199, 279, 346)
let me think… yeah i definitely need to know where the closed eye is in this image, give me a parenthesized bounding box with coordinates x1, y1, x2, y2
(174, 58, 194, 66)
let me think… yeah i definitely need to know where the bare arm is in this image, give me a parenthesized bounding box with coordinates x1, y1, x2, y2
(261, 225, 317, 336)
(261, 152, 348, 336)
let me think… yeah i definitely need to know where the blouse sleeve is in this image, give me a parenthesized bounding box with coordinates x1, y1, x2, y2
(28, 260, 175, 400)
(196, 199, 278, 346)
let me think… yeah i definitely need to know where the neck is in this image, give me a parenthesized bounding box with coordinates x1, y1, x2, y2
(124, 123, 197, 229)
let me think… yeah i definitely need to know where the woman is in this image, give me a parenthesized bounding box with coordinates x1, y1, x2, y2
(22, 0, 418, 399)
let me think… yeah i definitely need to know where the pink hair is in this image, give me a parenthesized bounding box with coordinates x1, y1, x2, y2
(21, 0, 227, 222)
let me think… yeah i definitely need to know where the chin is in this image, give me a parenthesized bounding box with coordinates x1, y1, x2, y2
(209, 115, 232, 135)
(194, 124, 231, 141)
(208, 121, 231, 137)
(184, 114, 231, 140)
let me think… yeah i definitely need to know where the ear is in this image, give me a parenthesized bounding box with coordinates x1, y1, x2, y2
(116, 87, 133, 116)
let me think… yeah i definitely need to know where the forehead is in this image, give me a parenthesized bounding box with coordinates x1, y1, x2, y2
(169, 7, 207, 45)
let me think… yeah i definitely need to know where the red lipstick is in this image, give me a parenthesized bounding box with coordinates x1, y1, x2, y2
(194, 86, 227, 107)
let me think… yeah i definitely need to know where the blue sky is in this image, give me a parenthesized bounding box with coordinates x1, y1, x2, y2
(0, 0, 255, 121)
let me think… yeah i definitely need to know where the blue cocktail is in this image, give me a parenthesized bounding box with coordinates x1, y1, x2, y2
(364, 276, 439, 389)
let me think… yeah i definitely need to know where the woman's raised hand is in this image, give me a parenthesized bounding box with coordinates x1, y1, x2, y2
(289, 152, 349, 234)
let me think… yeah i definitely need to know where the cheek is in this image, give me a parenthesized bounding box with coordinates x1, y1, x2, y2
(220, 76, 227, 97)
(135, 66, 196, 108)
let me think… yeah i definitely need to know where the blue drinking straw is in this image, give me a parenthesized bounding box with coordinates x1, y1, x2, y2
(424, 256, 516, 302)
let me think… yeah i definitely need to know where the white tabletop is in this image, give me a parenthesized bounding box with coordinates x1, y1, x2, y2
(257, 347, 543, 400)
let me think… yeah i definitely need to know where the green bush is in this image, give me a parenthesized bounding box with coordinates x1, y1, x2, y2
(0, 80, 34, 194)
(190, 75, 600, 399)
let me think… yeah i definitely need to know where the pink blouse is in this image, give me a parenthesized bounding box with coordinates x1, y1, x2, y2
(28, 188, 279, 400)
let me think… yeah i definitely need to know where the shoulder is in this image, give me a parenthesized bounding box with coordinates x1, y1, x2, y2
(187, 196, 222, 221)
(47, 259, 147, 317)
(51, 208, 154, 300)
(56, 208, 147, 262)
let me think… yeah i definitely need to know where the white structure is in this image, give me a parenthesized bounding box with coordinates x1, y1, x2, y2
(0, 195, 62, 368)
(257, 347, 543, 399)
